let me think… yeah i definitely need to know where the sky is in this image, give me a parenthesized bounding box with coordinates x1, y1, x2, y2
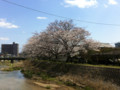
(0, 0, 120, 52)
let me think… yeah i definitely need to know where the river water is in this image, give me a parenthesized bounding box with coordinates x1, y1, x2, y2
(0, 66, 45, 90)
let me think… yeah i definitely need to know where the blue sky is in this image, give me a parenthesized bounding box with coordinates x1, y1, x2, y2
(0, 0, 120, 52)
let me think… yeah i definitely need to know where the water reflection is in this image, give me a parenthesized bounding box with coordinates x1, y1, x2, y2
(0, 70, 45, 90)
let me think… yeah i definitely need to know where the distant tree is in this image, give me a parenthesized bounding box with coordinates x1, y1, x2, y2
(115, 42, 120, 48)
(81, 39, 101, 62)
(84, 39, 101, 51)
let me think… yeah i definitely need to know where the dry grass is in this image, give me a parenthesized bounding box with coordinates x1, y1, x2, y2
(58, 74, 120, 90)
(0, 61, 24, 71)
(23, 60, 120, 90)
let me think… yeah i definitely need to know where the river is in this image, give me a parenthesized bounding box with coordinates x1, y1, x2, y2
(0, 66, 45, 90)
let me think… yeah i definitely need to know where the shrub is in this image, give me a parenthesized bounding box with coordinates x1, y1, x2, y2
(23, 70, 33, 79)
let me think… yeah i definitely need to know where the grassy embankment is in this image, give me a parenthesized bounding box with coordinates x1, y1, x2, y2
(1, 60, 120, 90)
(77, 63, 120, 69)
(21, 60, 120, 90)
(0, 60, 75, 89)
(0, 60, 23, 71)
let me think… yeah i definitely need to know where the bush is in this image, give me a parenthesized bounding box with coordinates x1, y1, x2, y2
(37, 72, 49, 80)
(23, 70, 33, 79)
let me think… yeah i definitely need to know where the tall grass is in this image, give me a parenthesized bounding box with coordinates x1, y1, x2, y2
(58, 74, 120, 90)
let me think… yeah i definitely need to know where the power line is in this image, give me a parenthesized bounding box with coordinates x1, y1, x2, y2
(1, 0, 120, 26)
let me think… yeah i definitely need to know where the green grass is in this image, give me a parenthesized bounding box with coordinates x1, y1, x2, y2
(36, 72, 50, 80)
(61, 61, 120, 69)
(45, 86, 51, 89)
(34, 60, 120, 69)
(21, 70, 34, 79)
(77, 63, 120, 69)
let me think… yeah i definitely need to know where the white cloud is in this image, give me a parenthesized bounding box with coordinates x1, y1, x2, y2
(64, 0, 98, 8)
(108, 0, 118, 5)
(36, 17, 47, 20)
(0, 19, 18, 29)
(0, 37, 9, 41)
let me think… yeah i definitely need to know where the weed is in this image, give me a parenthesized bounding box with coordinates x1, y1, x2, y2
(84, 86, 94, 90)
(45, 86, 51, 89)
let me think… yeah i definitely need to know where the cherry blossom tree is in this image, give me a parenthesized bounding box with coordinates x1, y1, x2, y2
(48, 28, 90, 62)
(23, 20, 100, 62)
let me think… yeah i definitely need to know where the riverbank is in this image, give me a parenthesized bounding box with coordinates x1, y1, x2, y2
(1, 60, 120, 90)
(21, 60, 120, 90)
(0, 61, 23, 71)
(0, 61, 75, 90)
(22, 60, 76, 90)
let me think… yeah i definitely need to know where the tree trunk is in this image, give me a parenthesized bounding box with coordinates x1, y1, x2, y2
(55, 54, 58, 60)
(66, 53, 71, 62)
